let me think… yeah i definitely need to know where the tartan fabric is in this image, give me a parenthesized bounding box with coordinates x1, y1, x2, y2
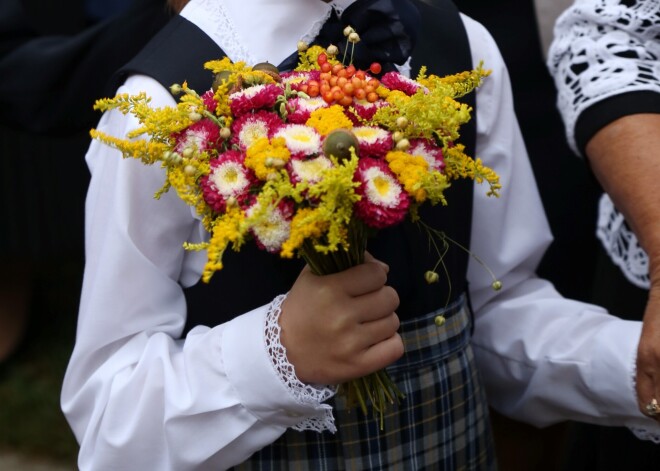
(232, 295, 496, 470)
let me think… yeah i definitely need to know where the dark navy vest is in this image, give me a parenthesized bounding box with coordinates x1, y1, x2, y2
(112, 0, 476, 333)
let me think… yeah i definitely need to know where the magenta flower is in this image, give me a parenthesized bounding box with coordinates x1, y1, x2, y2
(200, 150, 255, 213)
(354, 158, 409, 229)
(229, 83, 283, 116)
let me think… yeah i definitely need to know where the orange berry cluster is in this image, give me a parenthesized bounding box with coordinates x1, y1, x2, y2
(299, 53, 383, 106)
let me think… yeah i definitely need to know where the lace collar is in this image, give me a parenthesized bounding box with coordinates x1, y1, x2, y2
(181, 0, 357, 66)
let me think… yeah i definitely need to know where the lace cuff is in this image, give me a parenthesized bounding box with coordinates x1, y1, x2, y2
(630, 340, 660, 443)
(631, 427, 660, 443)
(265, 295, 337, 433)
(596, 193, 650, 289)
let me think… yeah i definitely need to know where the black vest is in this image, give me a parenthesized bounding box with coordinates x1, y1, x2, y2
(112, 0, 476, 333)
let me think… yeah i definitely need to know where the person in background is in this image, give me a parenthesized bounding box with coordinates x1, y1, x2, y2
(0, 0, 170, 361)
(548, 0, 660, 468)
(61, 0, 660, 469)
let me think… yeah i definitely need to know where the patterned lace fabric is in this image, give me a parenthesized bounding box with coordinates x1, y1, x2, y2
(547, 0, 659, 286)
(596, 194, 650, 289)
(547, 0, 660, 156)
(265, 295, 337, 433)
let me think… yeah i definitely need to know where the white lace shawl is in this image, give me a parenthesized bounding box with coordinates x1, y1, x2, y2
(547, 0, 660, 289)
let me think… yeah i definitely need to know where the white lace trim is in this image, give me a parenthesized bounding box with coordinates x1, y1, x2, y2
(547, 0, 660, 155)
(596, 193, 650, 289)
(630, 354, 660, 443)
(631, 427, 660, 443)
(330, 0, 358, 16)
(265, 295, 337, 433)
(188, 0, 254, 65)
(182, 0, 333, 66)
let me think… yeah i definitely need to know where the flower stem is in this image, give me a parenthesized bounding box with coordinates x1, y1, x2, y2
(299, 218, 404, 429)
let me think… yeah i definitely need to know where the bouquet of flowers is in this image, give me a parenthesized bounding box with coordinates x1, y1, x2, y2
(91, 36, 500, 427)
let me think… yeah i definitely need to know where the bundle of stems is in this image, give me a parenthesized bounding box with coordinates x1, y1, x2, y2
(300, 218, 405, 429)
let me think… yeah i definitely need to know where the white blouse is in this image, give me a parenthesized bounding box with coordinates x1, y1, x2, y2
(62, 2, 660, 469)
(548, 0, 660, 290)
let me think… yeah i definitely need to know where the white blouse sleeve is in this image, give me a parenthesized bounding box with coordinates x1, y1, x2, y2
(61, 75, 334, 471)
(462, 15, 660, 436)
(546, 0, 660, 155)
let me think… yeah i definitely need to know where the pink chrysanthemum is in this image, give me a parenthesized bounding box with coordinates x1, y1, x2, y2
(173, 118, 222, 155)
(380, 71, 422, 96)
(288, 155, 333, 184)
(247, 200, 294, 253)
(229, 83, 283, 116)
(409, 138, 445, 171)
(200, 150, 255, 213)
(287, 96, 328, 124)
(352, 126, 393, 159)
(354, 158, 409, 229)
(201, 89, 218, 113)
(231, 110, 283, 150)
(273, 124, 322, 157)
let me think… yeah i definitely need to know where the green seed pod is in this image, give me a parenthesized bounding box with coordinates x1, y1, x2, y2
(252, 62, 281, 82)
(322, 128, 359, 161)
(424, 270, 440, 284)
(252, 62, 279, 75)
(212, 70, 234, 92)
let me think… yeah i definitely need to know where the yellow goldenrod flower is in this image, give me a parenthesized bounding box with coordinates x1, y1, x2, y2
(306, 105, 354, 136)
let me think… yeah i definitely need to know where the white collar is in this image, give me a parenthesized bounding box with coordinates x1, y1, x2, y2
(181, 0, 358, 67)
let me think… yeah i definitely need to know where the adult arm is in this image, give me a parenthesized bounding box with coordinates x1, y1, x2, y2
(547, 0, 660, 419)
(586, 114, 660, 419)
(461, 15, 660, 438)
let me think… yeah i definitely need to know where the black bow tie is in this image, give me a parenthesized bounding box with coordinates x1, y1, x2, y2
(278, 0, 421, 74)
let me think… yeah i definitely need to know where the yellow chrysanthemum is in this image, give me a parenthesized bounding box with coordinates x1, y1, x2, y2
(306, 105, 353, 136)
(244, 137, 291, 180)
(385, 151, 430, 202)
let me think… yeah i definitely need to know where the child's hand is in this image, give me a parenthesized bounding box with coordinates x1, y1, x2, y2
(279, 252, 403, 385)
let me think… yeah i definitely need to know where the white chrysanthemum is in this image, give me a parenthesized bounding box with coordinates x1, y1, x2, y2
(274, 124, 322, 155)
(290, 155, 333, 183)
(352, 126, 389, 144)
(182, 130, 207, 150)
(294, 96, 327, 113)
(416, 148, 438, 169)
(247, 204, 291, 253)
(363, 166, 402, 207)
(238, 121, 270, 149)
(209, 161, 250, 196)
(410, 141, 444, 171)
(230, 83, 269, 100)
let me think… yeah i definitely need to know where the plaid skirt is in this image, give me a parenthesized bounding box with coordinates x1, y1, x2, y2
(232, 295, 496, 470)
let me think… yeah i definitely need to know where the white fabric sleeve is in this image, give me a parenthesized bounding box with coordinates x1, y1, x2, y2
(61, 75, 334, 471)
(462, 15, 660, 436)
(546, 0, 660, 155)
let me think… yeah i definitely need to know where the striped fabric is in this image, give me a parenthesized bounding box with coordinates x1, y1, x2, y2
(232, 295, 496, 470)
